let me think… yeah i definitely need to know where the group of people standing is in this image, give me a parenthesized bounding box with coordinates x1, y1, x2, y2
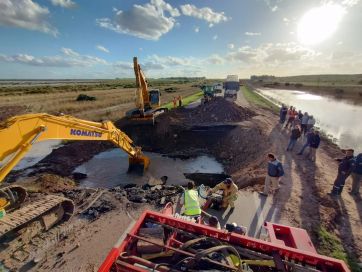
(172, 95, 183, 108)
(280, 104, 320, 162)
(278, 104, 361, 198)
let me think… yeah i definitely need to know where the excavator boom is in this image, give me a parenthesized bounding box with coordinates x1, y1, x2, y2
(126, 57, 165, 124)
(0, 113, 149, 240)
(133, 57, 150, 112)
(0, 113, 150, 182)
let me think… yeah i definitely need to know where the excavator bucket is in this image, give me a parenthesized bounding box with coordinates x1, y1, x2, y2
(128, 155, 150, 174)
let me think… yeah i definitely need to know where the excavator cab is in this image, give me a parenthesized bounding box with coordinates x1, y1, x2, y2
(149, 89, 161, 108)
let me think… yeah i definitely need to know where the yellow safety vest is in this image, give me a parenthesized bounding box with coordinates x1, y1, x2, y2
(184, 189, 201, 216)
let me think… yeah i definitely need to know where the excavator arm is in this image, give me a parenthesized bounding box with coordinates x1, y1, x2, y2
(0, 113, 150, 182)
(133, 57, 150, 114)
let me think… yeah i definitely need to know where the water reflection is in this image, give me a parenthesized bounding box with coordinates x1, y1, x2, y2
(75, 149, 224, 188)
(258, 88, 362, 153)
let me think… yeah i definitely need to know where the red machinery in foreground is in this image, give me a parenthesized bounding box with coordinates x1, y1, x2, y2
(99, 203, 350, 272)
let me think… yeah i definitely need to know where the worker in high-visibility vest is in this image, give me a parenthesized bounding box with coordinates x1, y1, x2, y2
(210, 178, 238, 210)
(179, 181, 201, 219)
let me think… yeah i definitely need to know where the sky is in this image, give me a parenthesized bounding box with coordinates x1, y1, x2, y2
(0, 0, 361, 79)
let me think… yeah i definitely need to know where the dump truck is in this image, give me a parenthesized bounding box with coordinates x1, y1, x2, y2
(224, 75, 240, 101)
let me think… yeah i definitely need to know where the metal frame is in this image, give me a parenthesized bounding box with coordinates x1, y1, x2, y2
(99, 209, 350, 272)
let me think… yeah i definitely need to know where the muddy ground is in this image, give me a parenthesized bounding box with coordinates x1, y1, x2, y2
(1, 94, 361, 271)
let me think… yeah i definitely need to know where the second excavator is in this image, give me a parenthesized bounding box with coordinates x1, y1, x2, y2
(0, 113, 149, 240)
(126, 57, 168, 124)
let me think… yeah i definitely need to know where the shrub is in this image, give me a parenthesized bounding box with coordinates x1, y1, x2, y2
(295, 83, 304, 88)
(76, 94, 96, 101)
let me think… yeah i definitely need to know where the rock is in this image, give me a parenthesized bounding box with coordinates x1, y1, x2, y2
(151, 185, 163, 191)
(123, 183, 137, 189)
(160, 197, 166, 205)
(142, 184, 151, 190)
(72, 172, 87, 180)
(148, 177, 166, 186)
(128, 195, 147, 203)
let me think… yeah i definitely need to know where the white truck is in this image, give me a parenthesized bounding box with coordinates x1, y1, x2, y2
(223, 75, 239, 101)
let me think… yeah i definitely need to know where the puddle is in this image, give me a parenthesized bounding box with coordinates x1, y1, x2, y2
(5, 140, 62, 170)
(74, 149, 224, 188)
(258, 88, 362, 153)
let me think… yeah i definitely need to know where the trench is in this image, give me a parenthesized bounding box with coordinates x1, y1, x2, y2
(74, 150, 225, 188)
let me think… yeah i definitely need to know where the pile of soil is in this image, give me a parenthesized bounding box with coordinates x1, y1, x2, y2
(155, 97, 256, 128)
(189, 97, 256, 123)
(33, 174, 76, 193)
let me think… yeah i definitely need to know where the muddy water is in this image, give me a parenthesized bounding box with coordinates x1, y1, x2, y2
(12, 140, 62, 170)
(257, 88, 362, 153)
(74, 149, 224, 188)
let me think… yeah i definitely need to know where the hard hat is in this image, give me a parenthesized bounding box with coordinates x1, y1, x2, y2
(224, 178, 233, 184)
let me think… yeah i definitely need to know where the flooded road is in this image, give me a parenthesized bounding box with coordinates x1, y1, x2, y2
(74, 149, 224, 188)
(257, 88, 362, 153)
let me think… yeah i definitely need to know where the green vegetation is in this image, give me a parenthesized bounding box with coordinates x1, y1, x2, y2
(162, 91, 204, 109)
(317, 227, 361, 272)
(242, 86, 279, 113)
(76, 94, 96, 101)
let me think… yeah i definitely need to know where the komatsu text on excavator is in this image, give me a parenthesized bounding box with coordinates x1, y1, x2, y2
(0, 113, 149, 240)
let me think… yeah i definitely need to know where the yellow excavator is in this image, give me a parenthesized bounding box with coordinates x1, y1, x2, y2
(0, 113, 149, 239)
(126, 57, 168, 124)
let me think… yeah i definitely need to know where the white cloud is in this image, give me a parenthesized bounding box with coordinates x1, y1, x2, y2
(245, 32, 261, 36)
(113, 61, 132, 70)
(180, 4, 229, 24)
(228, 43, 235, 49)
(0, 48, 108, 67)
(61, 47, 79, 57)
(0, 0, 58, 36)
(283, 17, 290, 25)
(96, 45, 110, 53)
(263, 0, 282, 12)
(146, 54, 193, 66)
(96, 0, 179, 40)
(51, 0, 76, 8)
(213, 35, 218, 40)
(341, 0, 360, 7)
(206, 54, 224, 65)
(226, 43, 320, 67)
(194, 26, 200, 33)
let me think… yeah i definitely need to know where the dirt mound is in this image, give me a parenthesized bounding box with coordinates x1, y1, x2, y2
(155, 97, 256, 128)
(189, 97, 256, 123)
(32, 174, 76, 193)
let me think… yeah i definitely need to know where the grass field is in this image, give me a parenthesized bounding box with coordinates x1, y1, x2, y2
(242, 86, 279, 113)
(275, 74, 362, 86)
(317, 227, 361, 272)
(162, 91, 204, 109)
(0, 79, 203, 121)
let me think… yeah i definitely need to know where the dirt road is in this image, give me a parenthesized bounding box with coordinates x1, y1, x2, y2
(237, 89, 362, 263)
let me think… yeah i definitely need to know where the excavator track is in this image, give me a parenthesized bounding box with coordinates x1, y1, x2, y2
(0, 185, 28, 212)
(0, 195, 74, 238)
